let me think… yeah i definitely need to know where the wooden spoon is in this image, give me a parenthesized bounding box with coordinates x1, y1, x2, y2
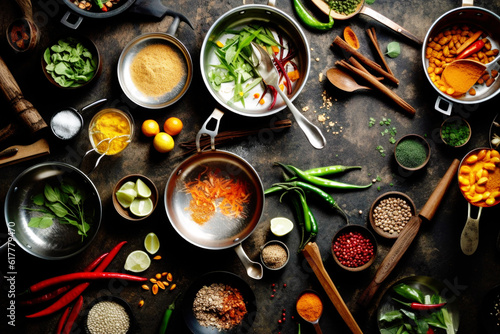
(326, 68, 372, 93)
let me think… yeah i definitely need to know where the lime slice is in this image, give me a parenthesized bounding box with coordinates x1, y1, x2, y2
(270, 217, 294, 236)
(118, 181, 136, 192)
(124, 250, 151, 273)
(135, 178, 152, 198)
(116, 188, 138, 209)
(129, 197, 154, 217)
(144, 232, 160, 254)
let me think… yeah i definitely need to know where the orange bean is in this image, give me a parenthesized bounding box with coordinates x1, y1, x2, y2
(460, 166, 472, 174)
(152, 284, 158, 295)
(138, 300, 145, 307)
(150, 278, 157, 284)
(466, 155, 478, 164)
(157, 281, 166, 290)
(141, 285, 150, 291)
(155, 273, 162, 280)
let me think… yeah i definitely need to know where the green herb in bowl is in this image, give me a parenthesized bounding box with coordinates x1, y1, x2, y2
(43, 37, 99, 88)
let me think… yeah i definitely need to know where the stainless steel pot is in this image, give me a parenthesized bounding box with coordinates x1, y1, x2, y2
(422, 1, 500, 115)
(2, 162, 102, 260)
(200, 1, 310, 117)
(164, 109, 265, 279)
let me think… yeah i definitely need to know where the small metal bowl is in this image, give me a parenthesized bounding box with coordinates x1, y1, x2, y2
(394, 134, 431, 171)
(113, 174, 158, 221)
(88, 108, 134, 156)
(331, 224, 377, 272)
(83, 295, 137, 334)
(41, 35, 102, 89)
(260, 240, 289, 270)
(440, 116, 471, 148)
(369, 191, 416, 239)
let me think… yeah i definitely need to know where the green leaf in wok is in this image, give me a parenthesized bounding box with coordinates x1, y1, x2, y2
(28, 216, 54, 229)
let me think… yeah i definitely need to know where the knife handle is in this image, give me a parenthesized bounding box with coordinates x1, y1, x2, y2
(419, 159, 460, 221)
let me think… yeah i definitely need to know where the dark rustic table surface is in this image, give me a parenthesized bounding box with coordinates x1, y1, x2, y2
(1, 0, 500, 333)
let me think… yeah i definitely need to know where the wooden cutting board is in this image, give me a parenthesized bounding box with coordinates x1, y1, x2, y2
(0, 138, 50, 168)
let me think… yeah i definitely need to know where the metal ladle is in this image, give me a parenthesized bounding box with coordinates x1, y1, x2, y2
(81, 134, 130, 174)
(6, 0, 39, 53)
(326, 68, 372, 93)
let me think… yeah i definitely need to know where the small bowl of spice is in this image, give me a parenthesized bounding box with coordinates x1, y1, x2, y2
(260, 240, 289, 270)
(88, 108, 134, 157)
(369, 191, 416, 239)
(440, 116, 471, 148)
(394, 134, 431, 171)
(84, 295, 136, 334)
(331, 224, 377, 272)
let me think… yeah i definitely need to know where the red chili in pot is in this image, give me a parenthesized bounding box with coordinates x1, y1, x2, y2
(332, 231, 374, 268)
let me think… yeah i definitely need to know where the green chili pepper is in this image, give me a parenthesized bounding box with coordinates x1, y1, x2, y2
(288, 192, 306, 249)
(267, 181, 349, 223)
(159, 294, 180, 334)
(303, 165, 362, 177)
(293, 0, 334, 31)
(392, 283, 425, 304)
(275, 163, 372, 190)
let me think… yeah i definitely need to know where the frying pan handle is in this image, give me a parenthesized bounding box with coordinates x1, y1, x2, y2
(460, 203, 483, 255)
(195, 108, 224, 152)
(359, 6, 422, 45)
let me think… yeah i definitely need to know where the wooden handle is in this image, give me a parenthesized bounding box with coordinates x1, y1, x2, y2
(358, 159, 461, 307)
(358, 215, 422, 307)
(0, 55, 47, 139)
(336, 60, 415, 116)
(332, 36, 399, 85)
(15, 0, 33, 20)
(419, 159, 460, 221)
(302, 242, 363, 334)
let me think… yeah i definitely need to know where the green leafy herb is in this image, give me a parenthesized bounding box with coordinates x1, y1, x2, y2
(365, 0, 376, 4)
(44, 37, 97, 88)
(369, 117, 376, 127)
(25, 182, 92, 240)
(386, 42, 401, 58)
(376, 145, 386, 157)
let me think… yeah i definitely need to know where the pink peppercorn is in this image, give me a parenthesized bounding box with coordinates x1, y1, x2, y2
(332, 231, 374, 268)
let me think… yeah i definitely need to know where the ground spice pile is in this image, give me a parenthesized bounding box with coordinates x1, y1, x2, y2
(192, 283, 247, 331)
(184, 167, 251, 224)
(130, 44, 185, 97)
(86, 301, 130, 334)
(261, 243, 288, 269)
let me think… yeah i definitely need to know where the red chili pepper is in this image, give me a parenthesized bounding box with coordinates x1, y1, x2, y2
(25, 242, 127, 318)
(62, 296, 84, 334)
(27, 272, 146, 294)
(456, 40, 485, 60)
(427, 328, 435, 334)
(55, 307, 70, 334)
(393, 298, 446, 310)
(20, 252, 108, 306)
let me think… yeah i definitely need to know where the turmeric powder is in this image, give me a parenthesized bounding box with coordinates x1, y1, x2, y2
(296, 292, 323, 322)
(442, 60, 485, 95)
(90, 109, 132, 155)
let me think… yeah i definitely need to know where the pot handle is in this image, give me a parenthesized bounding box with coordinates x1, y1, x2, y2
(434, 96, 453, 115)
(267, 0, 276, 6)
(196, 108, 224, 152)
(460, 203, 483, 255)
(129, 0, 194, 31)
(60, 11, 83, 30)
(462, 0, 474, 6)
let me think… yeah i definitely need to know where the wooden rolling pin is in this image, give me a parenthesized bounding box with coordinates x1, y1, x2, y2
(302, 242, 363, 334)
(358, 159, 460, 308)
(0, 54, 47, 143)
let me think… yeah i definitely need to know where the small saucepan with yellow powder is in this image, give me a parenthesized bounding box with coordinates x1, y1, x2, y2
(117, 14, 193, 109)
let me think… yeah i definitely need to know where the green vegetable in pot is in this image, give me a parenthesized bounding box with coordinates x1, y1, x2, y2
(386, 41, 401, 58)
(43, 38, 97, 88)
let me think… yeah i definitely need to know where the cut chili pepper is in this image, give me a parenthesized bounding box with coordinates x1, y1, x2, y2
(62, 296, 84, 334)
(393, 298, 446, 310)
(456, 39, 485, 60)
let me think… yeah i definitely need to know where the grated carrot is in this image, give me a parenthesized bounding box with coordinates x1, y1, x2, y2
(184, 167, 251, 224)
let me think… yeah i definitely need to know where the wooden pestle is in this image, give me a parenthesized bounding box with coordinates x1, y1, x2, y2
(358, 159, 460, 308)
(0, 55, 47, 143)
(302, 242, 364, 334)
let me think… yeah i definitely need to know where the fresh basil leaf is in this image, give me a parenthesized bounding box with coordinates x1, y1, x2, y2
(379, 310, 403, 322)
(386, 41, 401, 58)
(46, 202, 68, 218)
(44, 184, 59, 202)
(28, 216, 53, 229)
(32, 193, 45, 206)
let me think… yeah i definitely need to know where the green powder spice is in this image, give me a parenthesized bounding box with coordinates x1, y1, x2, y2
(326, 0, 362, 15)
(441, 120, 470, 147)
(395, 138, 428, 168)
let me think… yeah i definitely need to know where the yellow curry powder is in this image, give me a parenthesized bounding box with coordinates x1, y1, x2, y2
(130, 44, 185, 97)
(91, 110, 131, 155)
(442, 60, 485, 95)
(296, 292, 323, 322)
